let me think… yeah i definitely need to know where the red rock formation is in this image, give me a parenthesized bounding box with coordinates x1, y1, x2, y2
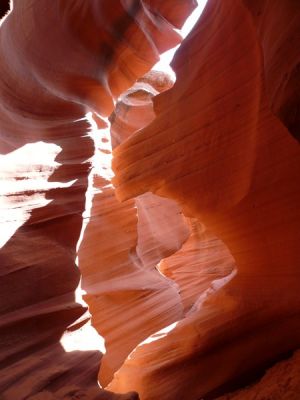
(0, 1, 195, 398)
(78, 73, 189, 387)
(112, 0, 300, 398)
(1, 0, 300, 399)
(217, 350, 300, 400)
(78, 68, 235, 397)
(158, 221, 235, 314)
(242, 0, 300, 141)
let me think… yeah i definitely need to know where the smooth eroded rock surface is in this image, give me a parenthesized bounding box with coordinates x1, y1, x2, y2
(1, 0, 299, 399)
(0, 1, 194, 398)
(111, 0, 300, 398)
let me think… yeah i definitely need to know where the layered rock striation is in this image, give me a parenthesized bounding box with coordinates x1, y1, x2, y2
(1, 0, 300, 399)
(111, 0, 300, 398)
(0, 1, 195, 398)
(78, 71, 235, 392)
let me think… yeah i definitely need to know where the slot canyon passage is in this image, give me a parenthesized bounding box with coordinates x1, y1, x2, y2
(0, 0, 300, 399)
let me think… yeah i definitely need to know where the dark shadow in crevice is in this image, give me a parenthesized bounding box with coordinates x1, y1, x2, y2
(205, 349, 295, 400)
(0, 0, 10, 19)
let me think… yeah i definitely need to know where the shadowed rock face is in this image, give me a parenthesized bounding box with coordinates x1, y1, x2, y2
(242, 0, 300, 142)
(1, 0, 300, 400)
(217, 350, 300, 400)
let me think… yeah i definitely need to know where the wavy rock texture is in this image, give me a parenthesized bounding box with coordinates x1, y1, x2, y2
(1, 0, 300, 399)
(111, 0, 300, 398)
(78, 71, 235, 392)
(78, 73, 189, 387)
(0, 0, 195, 399)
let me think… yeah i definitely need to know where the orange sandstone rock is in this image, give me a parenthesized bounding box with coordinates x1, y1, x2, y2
(217, 350, 300, 400)
(1, 0, 300, 399)
(111, 0, 300, 398)
(0, 1, 194, 398)
(78, 74, 189, 386)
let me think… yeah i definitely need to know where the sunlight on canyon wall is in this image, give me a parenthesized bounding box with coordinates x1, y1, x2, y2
(1, 1, 300, 399)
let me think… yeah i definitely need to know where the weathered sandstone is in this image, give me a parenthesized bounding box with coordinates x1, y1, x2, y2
(0, 0, 194, 398)
(111, 0, 300, 398)
(1, 0, 299, 399)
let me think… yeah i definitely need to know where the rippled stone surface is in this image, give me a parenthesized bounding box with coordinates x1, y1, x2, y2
(1, 1, 300, 399)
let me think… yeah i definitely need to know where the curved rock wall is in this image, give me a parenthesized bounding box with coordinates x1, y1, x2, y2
(0, 1, 194, 399)
(77, 71, 235, 392)
(1, 0, 300, 399)
(78, 73, 188, 386)
(112, 0, 300, 398)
